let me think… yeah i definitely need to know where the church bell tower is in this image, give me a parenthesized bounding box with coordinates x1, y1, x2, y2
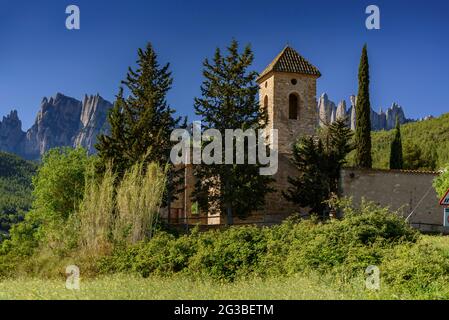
(257, 46, 321, 154)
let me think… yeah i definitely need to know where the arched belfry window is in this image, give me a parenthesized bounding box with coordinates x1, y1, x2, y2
(264, 95, 268, 112)
(289, 93, 299, 120)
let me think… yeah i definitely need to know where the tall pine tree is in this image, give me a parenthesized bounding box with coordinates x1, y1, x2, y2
(193, 40, 273, 225)
(354, 44, 373, 168)
(389, 116, 403, 169)
(96, 43, 182, 202)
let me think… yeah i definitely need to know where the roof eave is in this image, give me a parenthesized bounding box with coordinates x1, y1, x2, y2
(257, 70, 321, 83)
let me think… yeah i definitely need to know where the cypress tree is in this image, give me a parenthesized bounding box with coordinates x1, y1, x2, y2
(354, 44, 373, 168)
(389, 117, 403, 169)
(192, 40, 273, 225)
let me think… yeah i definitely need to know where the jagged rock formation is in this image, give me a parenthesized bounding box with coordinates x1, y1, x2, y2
(0, 111, 26, 155)
(336, 100, 347, 121)
(74, 94, 112, 153)
(0, 93, 112, 159)
(317, 93, 337, 127)
(317, 93, 412, 131)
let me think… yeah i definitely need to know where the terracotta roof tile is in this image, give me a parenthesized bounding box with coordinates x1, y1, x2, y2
(258, 46, 321, 80)
(344, 167, 441, 175)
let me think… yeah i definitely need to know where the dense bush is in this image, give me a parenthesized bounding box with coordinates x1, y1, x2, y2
(0, 147, 168, 278)
(382, 241, 449, 297)
(98, 200, 419, 282)
(1, 148, 91, 256)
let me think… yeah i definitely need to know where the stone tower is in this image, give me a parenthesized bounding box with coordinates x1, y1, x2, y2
(257, 46, 321, 154)
(256, 46, 321, 219)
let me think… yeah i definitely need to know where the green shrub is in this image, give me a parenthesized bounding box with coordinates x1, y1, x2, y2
(97, 200, 419, 282)
(270, 200, 417, 276)
(4, 147, 91, 256)
(100, 226, 268, 281)
(188, 227, 268, 281)
(381, 241, 449, 297)
(433, 165, 449, 198)
(32, 147, 90, 222)
(1, 149, 169, 278)
(99, 232, 177, 276)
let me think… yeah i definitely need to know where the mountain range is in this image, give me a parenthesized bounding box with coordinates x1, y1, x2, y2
(0, 93, 112, 160)
(1, 92, 423, 160)
(317, 93, 414, 130)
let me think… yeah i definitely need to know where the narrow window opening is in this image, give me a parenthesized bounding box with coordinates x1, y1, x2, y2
(289, 94, 299, 120)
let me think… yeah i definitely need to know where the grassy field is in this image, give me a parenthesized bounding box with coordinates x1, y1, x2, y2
(0, 273, 403, 300)
(1, 237, 448, 300)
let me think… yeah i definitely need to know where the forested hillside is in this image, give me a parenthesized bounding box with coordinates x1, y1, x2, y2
(0, 152, 37, 239)
(348, 113, 449, 170)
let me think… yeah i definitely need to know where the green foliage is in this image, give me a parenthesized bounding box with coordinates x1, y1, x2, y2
(2, 154, 167, 267)
(189, 227, 268, 281)
(192, 40, 273, 224)
(2, 148, 90, 256)
(0, 152, 36, 239)
(389, 117, 403, 169)
(433, 165, 449, 198)
(280, 199, 417, 275)
(99, 200, 418, 282)
(364, 113, 449, 170)
(403, 142, 433, 170)
(284, 118, 354, 214)
(32, 148, 89, 222)
(5, 194, 449, 299)
(283, 137, 329, 214)
(382, 241, 449, 297)
(354, 44, 373, 168)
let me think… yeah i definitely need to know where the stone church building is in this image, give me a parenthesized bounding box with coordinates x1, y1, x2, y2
(168, 46, 444, 232)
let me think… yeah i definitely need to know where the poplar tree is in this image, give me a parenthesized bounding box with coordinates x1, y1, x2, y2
(354, 44, 373, 168)
(192, 40, 273, 225)
(389, 117, 403, 169)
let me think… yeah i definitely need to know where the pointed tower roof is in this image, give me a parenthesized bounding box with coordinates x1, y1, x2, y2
(258, 46, 321, 81)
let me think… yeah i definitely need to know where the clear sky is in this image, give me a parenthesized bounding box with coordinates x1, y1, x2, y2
(1, 0, 448, 129)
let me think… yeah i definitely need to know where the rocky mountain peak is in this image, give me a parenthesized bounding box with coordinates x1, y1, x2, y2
(0, 93, 113, 159)
(2, 110, 20, 123)
(0, 110, 26, 154)
(318, 93, 413, 131)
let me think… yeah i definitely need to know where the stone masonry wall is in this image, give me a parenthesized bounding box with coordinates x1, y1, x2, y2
(258, 72, 318, 154)
(341, 168, 445, 233)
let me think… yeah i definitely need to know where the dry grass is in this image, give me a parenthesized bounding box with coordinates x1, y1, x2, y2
(114, 162, 167, 244)
(75, 161, 167, 254)
(78, 166, 115, 254)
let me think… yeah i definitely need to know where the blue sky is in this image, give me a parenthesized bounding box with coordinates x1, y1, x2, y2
(1, 0, 448, 129)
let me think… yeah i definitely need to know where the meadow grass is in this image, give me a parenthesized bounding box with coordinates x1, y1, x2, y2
(0, 270, 445, 300)
(1, 233, 448, 300)
(0, 272, 430, 300)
